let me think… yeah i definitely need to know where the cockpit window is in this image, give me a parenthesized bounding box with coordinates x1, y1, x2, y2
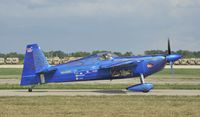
(98, 52, 118, 61)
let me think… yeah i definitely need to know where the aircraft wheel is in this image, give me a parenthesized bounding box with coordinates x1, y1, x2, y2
(143, 90, 150, 93)
(28, 88, 32, 92)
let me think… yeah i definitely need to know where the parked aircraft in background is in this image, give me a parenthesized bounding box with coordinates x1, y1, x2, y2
(21, 40, 181, 92)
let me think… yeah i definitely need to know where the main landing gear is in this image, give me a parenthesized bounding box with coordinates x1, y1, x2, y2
(127, 74, 154, 93)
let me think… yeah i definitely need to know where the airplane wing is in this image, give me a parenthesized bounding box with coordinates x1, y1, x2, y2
(100, 60, 140, 69)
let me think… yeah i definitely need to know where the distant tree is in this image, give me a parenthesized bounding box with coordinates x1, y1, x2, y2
(70, 52, 90, 57)
(0, 53, 5, 58)
(0, 49, 200, 62)
(176, 50, 195, 58)
(54, 51, 67, 58)
(113, 52, 123, 56)
(123, 52, 134, 56)
(44, 51, 67, 58)
(6, 52, 18, 58)
(44, 51, 55, 58)
(92, 50, 109, 54)
(17, 54, 24, 61)
(144, 50, 165, 55)
(193, 51, 200, 58)
(6, 52, 24, 60)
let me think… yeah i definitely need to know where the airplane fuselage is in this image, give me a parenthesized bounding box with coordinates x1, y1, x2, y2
(42, 56, 166, 84)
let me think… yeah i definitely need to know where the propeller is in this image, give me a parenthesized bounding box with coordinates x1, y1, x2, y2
(168, 39, 171, 55)
(167, 38, 174, 75)
(165, 38, 182, 76)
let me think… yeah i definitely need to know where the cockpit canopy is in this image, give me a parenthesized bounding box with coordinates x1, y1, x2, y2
(97, 52, 118, 61)
(67, 52, 119, 66)
(63, 52, 119, 67)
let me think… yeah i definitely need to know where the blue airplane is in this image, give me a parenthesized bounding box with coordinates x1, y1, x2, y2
(20, 40, 182, 92)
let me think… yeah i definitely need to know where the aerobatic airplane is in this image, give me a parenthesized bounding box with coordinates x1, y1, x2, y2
(20, 40, 181, 92)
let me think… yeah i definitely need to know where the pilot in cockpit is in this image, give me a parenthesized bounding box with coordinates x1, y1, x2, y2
(101, 53, 113, 60)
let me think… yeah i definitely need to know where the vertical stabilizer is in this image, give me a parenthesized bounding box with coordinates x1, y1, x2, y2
(20, 44, 50, 86)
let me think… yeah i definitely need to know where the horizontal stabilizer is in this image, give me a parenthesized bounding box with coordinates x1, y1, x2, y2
(35, 67, 57, 74)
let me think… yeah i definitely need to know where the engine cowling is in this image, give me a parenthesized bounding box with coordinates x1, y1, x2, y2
(127, 83, 154, 93)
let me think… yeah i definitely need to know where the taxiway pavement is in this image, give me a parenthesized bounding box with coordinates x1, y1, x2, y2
(0, 89, 199, 96)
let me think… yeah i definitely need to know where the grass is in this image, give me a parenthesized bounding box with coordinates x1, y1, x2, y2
(155, 68, 200, 77)
(0, 68, 22, 76)
(155, 84, 200, 90)
(0, 96, 199, 117)
(0, 68, 200, 76)
(0, 83, 200, 90)
(0, 75, 20, 79)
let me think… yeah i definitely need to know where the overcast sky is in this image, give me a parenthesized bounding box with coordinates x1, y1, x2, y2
(0, 0, 200, 54)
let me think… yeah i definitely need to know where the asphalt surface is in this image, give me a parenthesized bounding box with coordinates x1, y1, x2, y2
(0, 89, 199, 96)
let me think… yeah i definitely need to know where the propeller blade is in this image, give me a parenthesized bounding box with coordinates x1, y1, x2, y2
(168, 38, 171, 55)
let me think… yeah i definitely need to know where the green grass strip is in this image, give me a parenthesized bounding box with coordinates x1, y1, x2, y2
(0, 68, 22, 75)
(0, 68, 200, 76)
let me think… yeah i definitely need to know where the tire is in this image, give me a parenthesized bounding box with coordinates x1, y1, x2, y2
(28, 88, 32, 92)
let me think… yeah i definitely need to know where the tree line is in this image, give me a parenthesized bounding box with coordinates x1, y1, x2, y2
(145, 50, 200, 58)
(0, 52, 24, 61)
(0, 50, 200, 61)
(43, 50, 134, 58)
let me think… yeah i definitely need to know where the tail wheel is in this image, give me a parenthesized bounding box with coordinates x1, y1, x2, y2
(28, 88, 32, 92)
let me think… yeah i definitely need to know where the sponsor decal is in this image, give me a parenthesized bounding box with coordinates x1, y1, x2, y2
(26, 47, 33, 53)
(147, 63, 154, 68)
(61, 70, 72, 74)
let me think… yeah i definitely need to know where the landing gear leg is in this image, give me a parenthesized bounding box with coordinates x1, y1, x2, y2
(140, 74, 145, 84)
(140, 74, 149, 93)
